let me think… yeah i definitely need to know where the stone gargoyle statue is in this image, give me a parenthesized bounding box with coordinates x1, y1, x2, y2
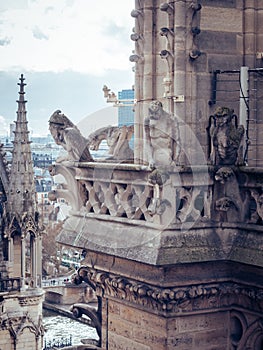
(49, 110, 93, 163)
(144, 100, 180, 167)
(207, 106, 245, 166)
(88, 125, 134, 161)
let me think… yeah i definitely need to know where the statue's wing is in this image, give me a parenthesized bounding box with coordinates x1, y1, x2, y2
(64, 128, 93, 162)
(127, 125, 134, 141)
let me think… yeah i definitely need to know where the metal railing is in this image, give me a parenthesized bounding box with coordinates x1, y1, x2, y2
(43, 335, 72, 350)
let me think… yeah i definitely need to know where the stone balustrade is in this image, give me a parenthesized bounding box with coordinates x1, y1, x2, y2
(50, 162, 213, 228)
(50, 161, 263, 229)
(0, 277, 21, 292)
(50, 161, 263, 267)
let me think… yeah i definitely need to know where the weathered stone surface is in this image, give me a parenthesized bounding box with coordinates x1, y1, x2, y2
(201, 0, 236, 8)
(50, 1, 263, 349)
(199, 31, 238, 52)
(201, 7, 242, 32)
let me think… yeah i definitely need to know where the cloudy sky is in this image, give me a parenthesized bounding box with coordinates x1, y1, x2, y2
(0, 0, 134, 136)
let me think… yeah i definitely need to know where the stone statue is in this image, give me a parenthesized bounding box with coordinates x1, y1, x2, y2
(88, 125, 134, 161)
(207, 107, 244, 166)
(49, 110, 93, 163)
(144, 101, 180, 167)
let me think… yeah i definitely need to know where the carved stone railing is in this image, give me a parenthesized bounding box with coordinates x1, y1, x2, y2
(51, 162, 263, 266)
(50, 162, 263, 229)
(50, 162, 213, 228)
(0, 277, 21, 293)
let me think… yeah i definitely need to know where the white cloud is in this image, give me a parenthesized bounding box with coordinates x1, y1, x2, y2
(0, 0, 134, 75)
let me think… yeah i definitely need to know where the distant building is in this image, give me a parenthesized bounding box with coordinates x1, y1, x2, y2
(117, 89, 135, 127)
(117, 88, 135, 149)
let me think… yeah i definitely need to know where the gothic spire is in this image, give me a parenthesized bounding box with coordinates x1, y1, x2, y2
(7, 74, 36, 216)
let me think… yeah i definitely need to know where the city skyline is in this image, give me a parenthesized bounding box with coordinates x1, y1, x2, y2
(0, 0, 134, 136)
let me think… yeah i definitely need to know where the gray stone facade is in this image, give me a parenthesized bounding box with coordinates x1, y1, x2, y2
(14, 1, 263, 349)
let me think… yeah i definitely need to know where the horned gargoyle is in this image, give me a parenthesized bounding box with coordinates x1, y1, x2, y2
(207, 107, 244, 166)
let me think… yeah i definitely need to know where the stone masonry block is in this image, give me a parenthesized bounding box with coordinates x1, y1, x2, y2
(120, 305, 143, 326)
(199, 31, 238, 53)
(194, 328, 228, 348)
(208, 54, 242, 72)
(201, 0, 236, 8)
(201, 7, 242, 32)
(175, 313, 228, 333)
(132, 326, 167, 348)
(108, 316, 133, 339)
(108, 332, 151, 350)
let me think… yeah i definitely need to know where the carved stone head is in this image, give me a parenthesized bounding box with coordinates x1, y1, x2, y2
(214, 106, 234, 126)
(49, 110, 75, 129)
(148, 100, 163, 120)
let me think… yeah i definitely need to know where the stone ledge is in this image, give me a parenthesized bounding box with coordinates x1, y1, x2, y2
(57, 215, 263, 267)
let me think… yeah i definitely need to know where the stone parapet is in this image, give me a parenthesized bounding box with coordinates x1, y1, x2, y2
(54, 162, 263, 268)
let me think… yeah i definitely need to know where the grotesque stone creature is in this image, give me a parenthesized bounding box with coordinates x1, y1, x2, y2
(144, 101, 180, 167)
(207, 107, 245, 166)
(88, 125, 134, 161)
(213, 167, 248, 223)
(49, 110, 93, 163)
(250, 189, 263, 222)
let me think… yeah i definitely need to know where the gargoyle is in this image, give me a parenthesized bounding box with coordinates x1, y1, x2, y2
(49, 110, 93, 163)
(207, 107, 244, 166)
(215, 197, 237, 212)
(213, 167, 248, 222)
(144, 101, 180, 168)
(88, 125, 134, 161)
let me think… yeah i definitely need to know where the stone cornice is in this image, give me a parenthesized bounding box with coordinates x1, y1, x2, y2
(78, 266, 263, 315)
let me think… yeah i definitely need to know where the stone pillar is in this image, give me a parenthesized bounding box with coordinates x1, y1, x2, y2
(21, 237, 25, 290)
(32, 237, 37, 287)
(132, 0, 145, 164)
(8, 237, 13, 263)
(36, 236, 42, 287)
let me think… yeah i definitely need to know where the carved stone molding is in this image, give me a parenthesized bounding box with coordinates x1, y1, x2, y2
(1, 312, 44, 340)
(18, 295, 42, 306)
(77, 266, 263, 315)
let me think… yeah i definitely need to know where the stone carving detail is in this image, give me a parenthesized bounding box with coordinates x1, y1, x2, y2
(82, 180, 153, 222)
(73, 268, 102, 344)
(148, 169, 170, 216)
(250, 189, 263, 222)
(144, 101, 180, 167)
(0, 144, 9, 195)
(207, 107, 244, 166)
(1, 312, 44, 340)
(49, 110, 93, 163)
(176, 187, 202, 223)
(189, 2, 202, 59)
(76, 266, 263, 314)
(18, 295, 42, 306)
(88, 125, 134, 161)
(231, 312, 263, 350)
(48, 163, 84, 212)
(214, 167, 248, 222)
